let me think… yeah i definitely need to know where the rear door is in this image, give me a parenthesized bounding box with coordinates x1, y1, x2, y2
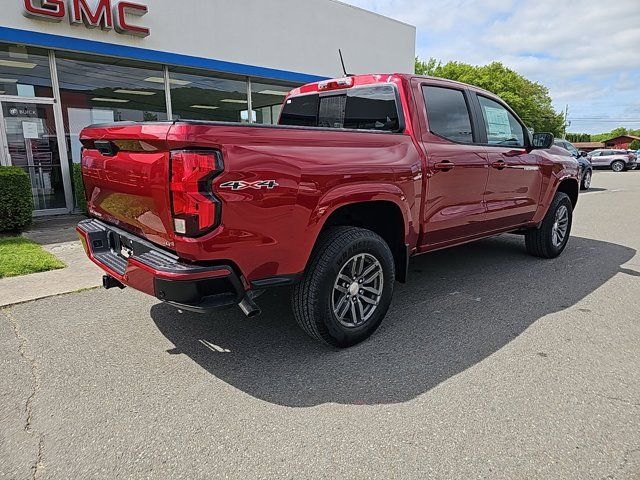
(472, 93, 543, 229)
(415, 81, 490, 246)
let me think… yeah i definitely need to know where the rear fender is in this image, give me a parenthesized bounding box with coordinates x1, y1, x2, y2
(297, 183, 413, 270)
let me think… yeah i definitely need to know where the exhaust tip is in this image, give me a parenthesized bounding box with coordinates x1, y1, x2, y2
(238, 296, 261, 318)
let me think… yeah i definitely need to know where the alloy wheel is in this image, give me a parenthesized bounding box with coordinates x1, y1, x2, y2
(332, 253, 384, 328)
(551, 205, 569, 248)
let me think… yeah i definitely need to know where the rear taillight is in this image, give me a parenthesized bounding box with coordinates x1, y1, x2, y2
(169, 150, 223, 237)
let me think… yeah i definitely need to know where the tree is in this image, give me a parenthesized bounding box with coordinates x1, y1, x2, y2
(629, 139, 640, 151)
(415, 57, 438, 76)
(415, 57, 565, 136)
(566, 133, 591, 143)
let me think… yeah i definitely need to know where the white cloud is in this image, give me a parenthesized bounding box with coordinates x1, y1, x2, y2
(341, 0, 640, 133)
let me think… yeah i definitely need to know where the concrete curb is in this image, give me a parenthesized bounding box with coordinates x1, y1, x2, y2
(0, 241, 103, 308)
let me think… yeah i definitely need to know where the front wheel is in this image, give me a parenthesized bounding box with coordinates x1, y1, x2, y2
(525, 192, 573, 259)
(611, 160, 625, 172)
(581, 169, 592, 190)
(292, 226, 395, 348)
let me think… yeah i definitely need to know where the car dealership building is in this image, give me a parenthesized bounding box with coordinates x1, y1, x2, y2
(0, 0, 415, 215)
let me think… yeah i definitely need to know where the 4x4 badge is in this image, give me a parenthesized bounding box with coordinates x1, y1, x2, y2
(220, 180, 279, 191)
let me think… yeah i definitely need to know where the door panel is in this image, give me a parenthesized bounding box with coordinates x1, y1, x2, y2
(417, 83, 490, 246)
(423, 142, 489, 244)
(484, 147, 543, 229)
(474, 94, 542, 229)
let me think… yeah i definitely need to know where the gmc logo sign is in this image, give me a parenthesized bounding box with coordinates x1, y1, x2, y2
(22, 0, 150, 38)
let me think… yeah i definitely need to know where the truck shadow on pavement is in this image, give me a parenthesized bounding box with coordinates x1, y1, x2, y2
(150, 234, 636, 407)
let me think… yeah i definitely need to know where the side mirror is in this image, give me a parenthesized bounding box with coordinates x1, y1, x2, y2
(580, 151, 587, 157)
(531, 133, 554, 149)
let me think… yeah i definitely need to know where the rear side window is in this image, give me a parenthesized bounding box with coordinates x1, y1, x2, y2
(423, 86, 474, 143)
(279, 85, 401, 132)
(477, 96, 525, 147)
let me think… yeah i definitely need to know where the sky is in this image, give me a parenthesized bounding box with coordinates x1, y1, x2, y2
(342, 0, 640, 135)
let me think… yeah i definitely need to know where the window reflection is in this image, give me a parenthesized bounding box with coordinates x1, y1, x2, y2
(251, 81, 293, 124)
(55, 52, 167, 164)
(0, 44, 52, 98)
(169, 67, 248, 122)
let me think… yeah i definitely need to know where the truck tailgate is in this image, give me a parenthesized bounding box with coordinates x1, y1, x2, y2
(80, 123, 175, 248)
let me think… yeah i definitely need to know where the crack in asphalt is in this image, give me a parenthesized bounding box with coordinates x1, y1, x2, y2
(4, 308, 45, 480)
(596, 393, 640, 408)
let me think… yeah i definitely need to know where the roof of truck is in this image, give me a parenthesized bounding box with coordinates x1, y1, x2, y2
(288, 73, 496, 99)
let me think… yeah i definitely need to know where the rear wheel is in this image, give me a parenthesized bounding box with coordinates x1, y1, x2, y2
(581, 169, 592, 190)
(292, 226, 395, 348)
(525, 192, 573, 259)
(611, 160, 625, 172)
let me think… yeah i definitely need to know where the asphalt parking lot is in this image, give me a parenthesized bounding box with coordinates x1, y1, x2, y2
(2, 170, 639, 479)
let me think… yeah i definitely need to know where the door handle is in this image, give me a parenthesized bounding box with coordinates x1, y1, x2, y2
(491, 160, 507, 170)
(434, 161, 455, 171)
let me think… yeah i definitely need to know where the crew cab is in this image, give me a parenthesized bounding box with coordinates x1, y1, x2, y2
(77, 74, 580, 348)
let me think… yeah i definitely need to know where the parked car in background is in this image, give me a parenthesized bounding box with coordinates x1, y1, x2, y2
(587, 149, 637, 172)
(554, 139, 593, 190)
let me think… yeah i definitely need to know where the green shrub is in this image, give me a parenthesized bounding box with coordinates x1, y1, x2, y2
(73, 162, 87, 214)
(0, 166, 33, 233)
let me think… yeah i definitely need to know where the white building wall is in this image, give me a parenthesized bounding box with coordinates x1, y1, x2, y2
(0, 0, 416, 78)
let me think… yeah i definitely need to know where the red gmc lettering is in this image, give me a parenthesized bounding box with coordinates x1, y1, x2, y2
(23, 0, 66, 20)
(69, 0, 113, 30)
(22, 0, 149, 37)
(113, 2, 150, 38)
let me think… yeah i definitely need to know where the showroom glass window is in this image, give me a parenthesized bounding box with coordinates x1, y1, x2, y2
(0, 44, 52, 98)
(423, 86, 474, 143)
(55, 52, 167, 165)
(251, 80, 295, 124)
(169, 67, 248, 122)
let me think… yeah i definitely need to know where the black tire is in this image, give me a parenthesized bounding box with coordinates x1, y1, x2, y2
(581, 169, 592, 190)
(291, 226, 395, 348)
(525, 192, 573, 259)
(611, 160, 625, 172)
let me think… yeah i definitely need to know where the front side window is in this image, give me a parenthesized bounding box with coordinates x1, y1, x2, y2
(279, 85, 401, 132)
(566, 143, 579, 156)
(478, 95, 525, 147)
(423, 86, 474, 143)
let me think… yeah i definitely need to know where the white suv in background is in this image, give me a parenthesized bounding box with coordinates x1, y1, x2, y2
(587, 149, 637, 172)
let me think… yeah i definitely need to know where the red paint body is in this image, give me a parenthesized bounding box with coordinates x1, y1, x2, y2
(78, 74, 580, 302)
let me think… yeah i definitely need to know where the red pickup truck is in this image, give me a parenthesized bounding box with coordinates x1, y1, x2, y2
(77, 73, 580, 348)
